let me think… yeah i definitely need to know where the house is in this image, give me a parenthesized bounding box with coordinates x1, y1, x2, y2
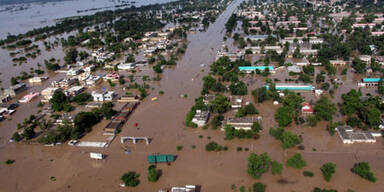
(65, 86, 85, 97)
(92, 91, 115, 102)
(19, 92, 39, 103)
(118, 95, 139, 102)
(287, 65, 302, 73)
(170, 185, 196, 192)
(66, 67, 83, 76)
(41, 87, 61, 101)
(336, 126, 376, 144)
(103, 73, 120, 82)
(28, 77, 43, 84)
(3, 83, 27, 97)
(203, 94, 215, 105)
(191, 110, 210, 127)
(330, 60, 347, 66)
(359, 55, 372, 64)
(51, 77, 76, 88)
(224, 117, 261, 131)
(301, 102, 313, 114)
(55, 114, 74, 126)
(117, 63, 136, 70)
(245, 35, 275, 41)
(230, 96, 243, 109)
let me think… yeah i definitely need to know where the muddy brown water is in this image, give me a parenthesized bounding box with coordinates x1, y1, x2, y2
(0, 0, 384, 191)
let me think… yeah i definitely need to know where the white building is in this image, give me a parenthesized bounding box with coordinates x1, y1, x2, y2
(41, 87, 61, 101)
(336, 126, 376, 144)
(92, 91, 115, 102)
(117, 63, 136, 70)
(191, 110, 210, 127)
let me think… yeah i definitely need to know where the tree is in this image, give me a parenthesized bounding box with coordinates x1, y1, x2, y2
(244, 103, 258, 114)
(211, 115, 224, 129)
(100, 102, 117, 120)
(23, 127, 35, 140)
(281, 131, 301, 149)
(314, 96, 336, 121)
(12, 132, 21, 141)
(229, 81, 248, 95)
(252, 87, 270, 103)
(271, 161, 283, 175)
(50, 90, 70, 111)
(147, 165, 159, 182)
(286, 153, 306, 169)
(247, 153, 271, 179)
(352, 58, 366, 74)
(275, 106, 293, 127)
(351, 162, 376, 182)
(205, 141, 222, 151)
(210, 94, 230, 114)
(341, 89, 362, 115)
(312, 187, 337, 192)
(252, 182, 266, 192)
(269, 127, 284, 140)
(225, 124, 235, 140)
(321, 162, 336, 182)
(72, 92, 92, 105)
(64, 48, 78, 64)
(74, 111, 100, 133)
(121, 171, 140, 187)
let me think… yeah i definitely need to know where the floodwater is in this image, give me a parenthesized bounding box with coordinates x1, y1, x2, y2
(0, 0, 177, 38)
(0, 0, 384, 191)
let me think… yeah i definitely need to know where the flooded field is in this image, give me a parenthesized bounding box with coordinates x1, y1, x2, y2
(0, 0, 383, 191)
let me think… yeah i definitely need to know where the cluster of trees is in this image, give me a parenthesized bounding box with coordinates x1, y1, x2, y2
(147, 165, 160, 182)
(269, 127, 301, 149)
(121, 171, 140, 187)
(274, 92, 303, 127)
(247, 153, 282, 180)
(225, 14, 238, 33)
(341, 89, 383, 129)
(320, 162, 336, 182)
(236, 103, 258, 117)
(351, 162, 377, 182)
(286, 153, 307, 169)
(50, 91, 73, 112)
(205, 141, 227, 151)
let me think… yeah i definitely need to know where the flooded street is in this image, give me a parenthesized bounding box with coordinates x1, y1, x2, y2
(0, 0, 383, 191)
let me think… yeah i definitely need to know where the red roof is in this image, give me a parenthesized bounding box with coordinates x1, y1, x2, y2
(301, 103, 313, 114)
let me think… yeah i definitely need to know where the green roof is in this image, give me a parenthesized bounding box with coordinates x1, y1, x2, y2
(148, 154, 175, 163)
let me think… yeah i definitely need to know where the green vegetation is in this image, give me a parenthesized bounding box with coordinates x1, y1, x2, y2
(177, 145, 183, 151)
(286, 153, 306, 169)
(252, 182, 266, 192)
(5, 160, 15, 165)
(320, 162, 336, 182)
(312, 188, 337, 192)
(303, 171, 314, 177)
(72, 92, 92, 105)
(147, 165, 159, 182)
(269, 128, 301, 149)
(121, 171, 140, 187)
(247, 152, 271, 179)
(49, 90, 72, 112)
(271, 161, 283, 175)
(205, 141, 225, 152)
(351, 162, 376, 182)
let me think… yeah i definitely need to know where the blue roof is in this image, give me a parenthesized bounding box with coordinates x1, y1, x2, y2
(264, 84, 313, 91)
(363, 78, 381, 83)
(239, 66, 274, 71)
